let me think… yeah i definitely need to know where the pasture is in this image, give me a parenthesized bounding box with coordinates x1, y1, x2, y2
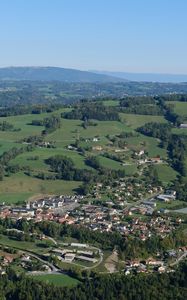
(32, 274, 79, 287)
(166, 101, 187, 119)
(0, 106, 181, 204)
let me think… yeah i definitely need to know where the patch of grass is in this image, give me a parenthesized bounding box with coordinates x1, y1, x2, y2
(153, 164, 178, 183)
(156, 200, 186, 210)
(0, 172, 81, 204)
(167, 101, 187, 118)
(125, 134, 167, 158)
(0, 234, 50, 254)
(103, 100, 119, 106)
(0, 192, 33, 204)
(120, 113, 167, 129)
(172, 128, 187, 136)
(32, 274, 79, 287)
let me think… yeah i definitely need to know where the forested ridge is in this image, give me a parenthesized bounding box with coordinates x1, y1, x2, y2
(0, 262, 187, 300)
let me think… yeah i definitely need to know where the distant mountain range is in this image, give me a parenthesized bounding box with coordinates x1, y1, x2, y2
(92, 71, 187, 83)
(0, 67, 126, 82)
(1, 67, 187, 83)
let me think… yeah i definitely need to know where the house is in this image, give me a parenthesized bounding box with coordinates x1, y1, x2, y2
(135, 150, 145, 156)
(11, 208, 35, 217)
(76, 255, 98, 263)
(147, 259, 163, 266)
(158, 266, 166, 273)
(157, 194, 176, 202)
(93, 137, 99, 142)
(92, 146, 103, 151)
(71, 243, 88, 248)
(180, 123, 187, 128)
(150, 157, 161, 163)
(64, 253, 75, 262)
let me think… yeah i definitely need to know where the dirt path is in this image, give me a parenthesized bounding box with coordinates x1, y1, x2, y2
(105, 250, 118, 273)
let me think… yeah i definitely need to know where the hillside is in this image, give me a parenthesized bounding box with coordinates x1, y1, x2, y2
(94, 70, 187, 83)
(0, 67, 126, 82)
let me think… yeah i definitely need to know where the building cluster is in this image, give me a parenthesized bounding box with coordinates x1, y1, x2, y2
(51, 242, 99, 264)
(0, 195, 83, 221)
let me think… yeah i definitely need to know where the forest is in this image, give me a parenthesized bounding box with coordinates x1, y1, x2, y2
(0, 262, 186, 300)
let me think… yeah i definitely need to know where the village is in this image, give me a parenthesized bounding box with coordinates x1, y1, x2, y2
(0, 185, 186, 277)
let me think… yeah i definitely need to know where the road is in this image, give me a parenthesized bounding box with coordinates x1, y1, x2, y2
(169, 251, 187, 267)
(0, 241, 60, 273)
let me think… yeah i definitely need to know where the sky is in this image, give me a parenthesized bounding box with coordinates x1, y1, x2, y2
(0, 0, 187, 73)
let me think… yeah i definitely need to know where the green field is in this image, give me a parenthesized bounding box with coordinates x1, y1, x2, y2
(172, 128, 187, 135)
(0, 106, 181, 204)
(0, 234, 52, 254)
(0, 192, 33, 204)
(103, 99, 119, 106)
(153, 164, 178, 183)
(166, 101, 187, 118)
(120, 113, 167, 129)
(0, 173, 80, 202)
(32, 274, 79, 287)
(99, 156, 137, 175)
(125, 134, 167, 158)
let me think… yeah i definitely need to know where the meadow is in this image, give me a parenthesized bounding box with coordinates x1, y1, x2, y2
(166, 101, 187, 119)
(32, 274, 79, 287)
(0, 106, 180, 204)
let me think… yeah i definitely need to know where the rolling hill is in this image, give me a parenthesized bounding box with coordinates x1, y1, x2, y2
(0, 67, 126, 82)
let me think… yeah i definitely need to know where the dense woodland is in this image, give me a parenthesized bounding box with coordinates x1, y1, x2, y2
(63, 102, 119, 121)
(0, 260, 186, 299)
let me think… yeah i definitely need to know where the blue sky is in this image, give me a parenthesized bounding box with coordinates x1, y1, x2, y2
(0, 0, 187, 73)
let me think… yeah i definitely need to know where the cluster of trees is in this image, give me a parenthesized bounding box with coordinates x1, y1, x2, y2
(0, 142, 36, 180)
(172, 177, 187, 202)
(119, 96, 163, 115)
(43, 155, 126, 192)
(137, 122, 187, 176)
(0, 103, 62, 117)
(117, 131, 138, 138)
(0, 146, 33, 180)
(0, 121, 20, 132)
(63, 102, 120, 121)
(21, 135, 43, 145)
(155, 94, 187, 102)
(31, 115, 61, 134)
(137, 122, 171, 141)
(45, 155, 95, 182)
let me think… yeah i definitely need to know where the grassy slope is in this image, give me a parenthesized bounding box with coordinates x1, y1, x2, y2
(32, 274, 79, 287)
(0, 107, 180, 203)
(166, 101, 187, 118)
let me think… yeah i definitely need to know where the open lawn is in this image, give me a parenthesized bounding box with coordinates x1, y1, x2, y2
(0, 234, 51, 254)
(46, 119, 132, 148)
(0, 192, 33, 204)
(99, 156, 137, 175)
(0, 172, 80, 204)
(120, 113, 167, 129)
(153, 164, 178, 184)
(11, 147, 91, 171)
(32, 274, 79, 287)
